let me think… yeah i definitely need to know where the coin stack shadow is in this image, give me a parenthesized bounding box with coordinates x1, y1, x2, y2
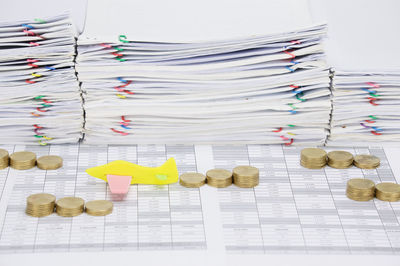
(10, 151, 36, 170)
(233, 166, 259, 188)
(206, 169, 233, 188)
(56, 197, 85, 217)
(346, 178, 375, 201)
(26, 193, 56, 217)
(0, 148, 9, 169)
(375, 183, 400, 202)
(300, 148, 327, 169)
(327, 151, 353, 169)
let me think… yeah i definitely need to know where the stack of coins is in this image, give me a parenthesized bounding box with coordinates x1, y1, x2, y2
(26, 193, 56, 217)
(37, 155, 63, 170)
(327, 151, 353, 169)
(179, 172, 206, 188)
(0, 148, 9, 169)
(10, 151, 36, 170)
(56, 197, 85, 217)
(346, 178, 375, 201)
(232, 166, 259, 188)
(85, 200, 113, 216)
(353, 154, 380, 169)
(206, 169, 232, 188)
(375, 183, 400, 202)
(300, 148, 327, 169)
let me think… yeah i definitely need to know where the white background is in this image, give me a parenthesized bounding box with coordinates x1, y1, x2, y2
(0, 1, 399, 265)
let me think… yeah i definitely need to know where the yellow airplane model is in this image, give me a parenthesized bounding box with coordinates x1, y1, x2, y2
(86, 158, 179, 195)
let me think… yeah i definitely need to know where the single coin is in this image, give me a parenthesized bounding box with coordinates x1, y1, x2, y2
(56, 197, 85, 217)
(37, 155, 63, 170)
(233, 165, 259, 177)
(206, 169, 232, 180)
(232, 165, 259, 188)
(0, 149, 9, 169)
(301, 148, 327, 159)
(10, 151, 36, 170)
(56, 197, 85, 209)
(85, 200, 113, 216)
(327, 151, 353, 161)
(179, 172, 206, 188)
(375, 182, 400, 202)
(353, 154, 380, 169)
(347, 178, 375, 190)
(206, 169, 232, 188)
(27, 193, 56, 206)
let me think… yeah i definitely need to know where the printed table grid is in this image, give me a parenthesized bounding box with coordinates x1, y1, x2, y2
(0, 144, 399, 255)
(0, 144, 206, 253)
(211, 145, 400, 255)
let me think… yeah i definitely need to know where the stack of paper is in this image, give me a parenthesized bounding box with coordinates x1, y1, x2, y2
(0, 14, 83, 145)
(329, 71, 400, 145)
(77, 24, 330, 145)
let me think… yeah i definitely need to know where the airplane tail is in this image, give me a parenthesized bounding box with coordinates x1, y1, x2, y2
(156, 157, 179, 184)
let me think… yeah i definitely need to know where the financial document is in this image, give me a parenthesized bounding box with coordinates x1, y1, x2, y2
(0, 144, 399, 266)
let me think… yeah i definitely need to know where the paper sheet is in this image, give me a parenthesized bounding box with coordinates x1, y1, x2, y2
(0, 144, 399, 266)
(0, 0, 87, 35)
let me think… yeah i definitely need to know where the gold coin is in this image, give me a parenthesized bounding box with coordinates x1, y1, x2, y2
(327, 151, 353, 169)
(327, 151, 353, 161)
(56, 197, 85, 217)
(347, 178, 375, 190)
(85, 200, 113, 216)
(346, 178, 375, 201)
(232, 165, 259, 188)
(37, 155, 63, 170)
(10, 151, 36, 170)
(300, 161, 326, 169)
(301, 148, 327, 159)
(300, 148, 327, 169)
(353, 155, 380, 169)
(179, 172, 206, 188)
(206, 169, 232, 188)
(26, 193, 56, 217)
(27, 193, 56, 205)
(375, 182, 400, 202)
(0, 149, 9, 169)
